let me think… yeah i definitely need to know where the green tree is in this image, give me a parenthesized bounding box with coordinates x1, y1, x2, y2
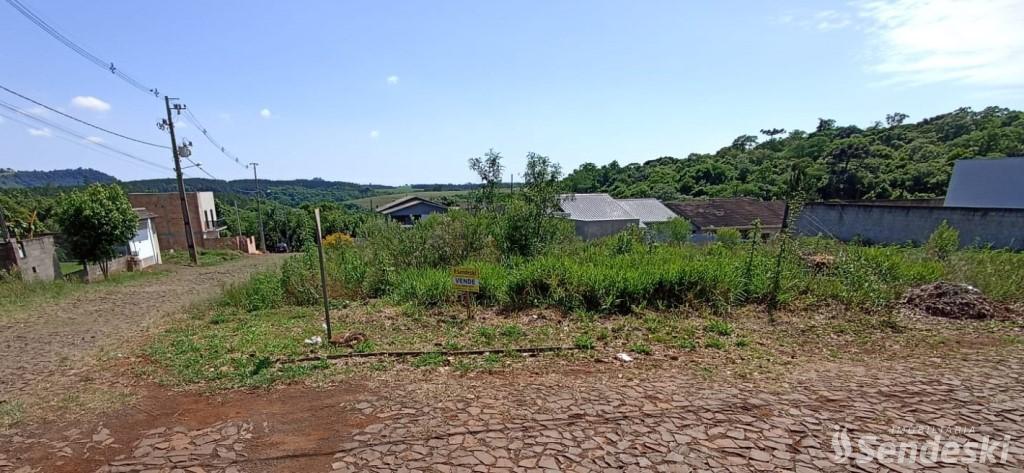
(468, 148, 505, 208)
(54, 184, 137, 279)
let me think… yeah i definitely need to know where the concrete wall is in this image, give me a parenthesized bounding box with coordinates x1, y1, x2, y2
(573, 219, 639, 240)
(82, 255, 132, 282)
(0, 235, 60, 282)
(128, 192, 219, 251)
(205, 235, 258, 254)
(795, 203, 1024, 250)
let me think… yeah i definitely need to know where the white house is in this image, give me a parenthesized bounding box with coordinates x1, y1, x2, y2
(129, 208, 162, 268)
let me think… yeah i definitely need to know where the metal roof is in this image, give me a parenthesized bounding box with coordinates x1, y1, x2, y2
(944, 157, 1024, 209)
(133, 207, 158, 221)
(615, 199, 677, 223)
(558, 194, 636, 221)
(376, 195, 447, 213)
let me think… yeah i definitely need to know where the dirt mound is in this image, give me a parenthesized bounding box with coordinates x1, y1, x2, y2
(902, 282, 1012, 320)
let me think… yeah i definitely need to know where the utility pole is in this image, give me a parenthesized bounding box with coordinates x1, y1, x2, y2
(232, 200, 243, 237)
(163, 96, 199, 265)
(250, 162, 267, 253)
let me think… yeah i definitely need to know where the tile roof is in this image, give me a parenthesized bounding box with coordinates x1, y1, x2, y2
(615, 199, 677, 223)
(665, 198, 786, 230)
(558, 194, 636, 221)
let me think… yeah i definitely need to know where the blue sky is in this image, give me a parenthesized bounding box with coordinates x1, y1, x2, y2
(2, 0, 1022, 185)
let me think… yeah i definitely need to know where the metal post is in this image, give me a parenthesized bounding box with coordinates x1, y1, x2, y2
(250, 163, 267, 253)
(165, 96, 199, 265)
(314, 208, 332, 342)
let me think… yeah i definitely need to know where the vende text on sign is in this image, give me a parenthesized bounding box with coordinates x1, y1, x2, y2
(453, 266, 480, 293)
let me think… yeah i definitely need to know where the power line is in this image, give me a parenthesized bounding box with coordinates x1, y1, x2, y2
(4, 0, 160, 98)
(0, 100, 171, 172)
(0, 84, 169, 149)
(182, 109, 247, 169)
(6, 0, 255, 172)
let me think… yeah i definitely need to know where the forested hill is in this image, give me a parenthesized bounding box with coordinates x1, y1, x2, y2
(563, 106, 1024, 201)
(120, 178, 393, 206)
(0, 167, 117, 188)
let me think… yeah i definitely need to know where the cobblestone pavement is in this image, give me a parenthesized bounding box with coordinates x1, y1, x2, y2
(323, 349, 1024, 473)
(0, 255, 285, 395)
(2, 347, 1022, 472)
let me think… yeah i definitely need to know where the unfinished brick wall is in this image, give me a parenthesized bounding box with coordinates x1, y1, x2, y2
(0, 235, 60, 282)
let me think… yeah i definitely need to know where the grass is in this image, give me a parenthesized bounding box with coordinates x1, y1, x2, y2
(0, 269, 167, 319)
(60, 261, 84, 275)
(0, 400, 25, 429)
(161, 249, 243, 266)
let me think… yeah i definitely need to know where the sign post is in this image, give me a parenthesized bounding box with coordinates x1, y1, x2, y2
(452, 266, 480, 318)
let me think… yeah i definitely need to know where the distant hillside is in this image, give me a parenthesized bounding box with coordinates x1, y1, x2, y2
(0, 168, 117, 188)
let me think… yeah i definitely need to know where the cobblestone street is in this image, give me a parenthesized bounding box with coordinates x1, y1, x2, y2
(5, 345, 1019, 473)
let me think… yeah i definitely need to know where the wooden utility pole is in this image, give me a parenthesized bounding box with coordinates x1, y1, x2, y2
(249, 162, 267, 253)
(164, 96, 199, 265)
(314, 208, 332, 341)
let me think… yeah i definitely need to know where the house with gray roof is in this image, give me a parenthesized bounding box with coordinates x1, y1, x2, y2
(944, 157, 1024, 209)
(377, 195, 448, 225)
(557, 193, 677, 240)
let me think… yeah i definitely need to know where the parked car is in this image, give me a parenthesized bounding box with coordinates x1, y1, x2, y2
(271, 242, 289, 253)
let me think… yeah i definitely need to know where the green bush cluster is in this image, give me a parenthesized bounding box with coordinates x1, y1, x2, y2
(231, 212, 1023, 317)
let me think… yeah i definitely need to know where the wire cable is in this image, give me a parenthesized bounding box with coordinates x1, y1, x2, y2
(6, 0, 254, 172)
(0, 100, 171, 172)
(181, 109, 247, 168)
(4, 0, 160, 98)
(0, 84, 169, 149)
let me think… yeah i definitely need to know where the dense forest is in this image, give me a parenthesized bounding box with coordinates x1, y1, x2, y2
(0, 167, 117, 188)
(563, 106, 1024, 201)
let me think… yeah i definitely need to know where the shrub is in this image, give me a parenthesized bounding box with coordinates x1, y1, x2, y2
(715, 228, 742, 248)
(573, 334, 595, 350)
(223, 271, 284, 312)
(388, 268, 454, 306)
(279, 251, 321, 305)
(323, 232, 354, 249)
(649, 218, 693, 244)
(925, 220, 959, 260)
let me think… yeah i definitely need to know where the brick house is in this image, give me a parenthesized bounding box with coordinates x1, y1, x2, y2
(127, 192, 227, 251)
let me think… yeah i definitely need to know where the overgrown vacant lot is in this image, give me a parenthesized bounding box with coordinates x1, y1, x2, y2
(145, 211, 1024, 390)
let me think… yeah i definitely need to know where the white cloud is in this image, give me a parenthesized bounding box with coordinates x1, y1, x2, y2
(260, 108, 272, 119)
(84, 136, 104, 144)
(857, 0, 1024, 87)
(386, 75, 399, 85)
(70, 96, 111, 112)
(27, 127, 52, 137)
(814, 10, 852, 31)
(369, 130, 380, 139)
